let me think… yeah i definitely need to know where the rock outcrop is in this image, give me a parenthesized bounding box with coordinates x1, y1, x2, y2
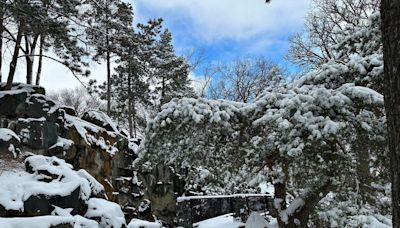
(0, 154, 126, 227)
(0, 83, 139, 222)
(0, 83, 187, 226)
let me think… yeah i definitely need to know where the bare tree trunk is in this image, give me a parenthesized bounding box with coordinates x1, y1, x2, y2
(106, 31, 111, 115)
(381, 1, 400, 227)
(127, 72, 133, 138)
(354, 129, 371, 205)
(274, 182, 288, 228)
(24, 34, 39, 84)
(0, 3, 4, 83)
(24, 36, 33, 84)
(6, 26, 23, 90)
(35, 35, 44, 85)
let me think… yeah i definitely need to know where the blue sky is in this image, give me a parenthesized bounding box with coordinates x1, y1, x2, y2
(9, 0, 312, 91)
(133, 0, 313, 77)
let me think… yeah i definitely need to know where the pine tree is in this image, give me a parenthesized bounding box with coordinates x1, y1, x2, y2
(84, 0, 134, 115)
(151, 29, 194, 108)
(1, 0, 91, 88)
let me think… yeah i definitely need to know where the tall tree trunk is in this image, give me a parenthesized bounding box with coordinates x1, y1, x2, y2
(354, 129, 371, 205)
(24, 36, 33, 84)
(127, 73, 133, 138)
(35, 35, 44, 85)
(6, 26, 23, 90)
(106, 49, 111, 115)
(161, 77, 165, 103)
(274, 182, 288, 228)
(106, 32, 111, 115)
(0, 3, 4, 83)
(381, 1, 400, 227)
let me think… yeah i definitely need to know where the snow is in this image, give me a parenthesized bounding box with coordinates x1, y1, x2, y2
(85, 198, 126, 228)
(0, 155, 104, 211)
(0, 215, 99, 228)
(177, 194, 271, 203)
(245, 212, 270, 228)
(49, 137, 74, 150)
(0, 128, 20, 143)
(127, 219, 162, 228)
(65, 114, 119, 155)
(0, 89, 27, 99)
(83, 110, 120, 133)
(193, 214, 245, 228)
(193, 213, 277, 228)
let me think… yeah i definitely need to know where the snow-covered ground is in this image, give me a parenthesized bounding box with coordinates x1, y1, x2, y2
(193, 212, 277, 228)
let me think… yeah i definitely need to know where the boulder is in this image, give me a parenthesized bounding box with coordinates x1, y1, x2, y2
(16, 118, 58, 150)
(81, 110, 119, 133)
(0, 82, 45, 95)
(52, 187, 82, 215)
(24, 194, 53, 216)
(26, 94, 56, 118)
(84, 198, 126, 228)
(0, 128, 21, 157)
(58, 106, 77, 117)
(47, 137, 76, 163)
(0, 90, 28, 118)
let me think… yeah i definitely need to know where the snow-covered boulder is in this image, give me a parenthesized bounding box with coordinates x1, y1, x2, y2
(0, 82, 45, 95)
(0, 215, 99, 228)
(82, 110, 119, 133)
(59, 105, 77, 116)
(0, 155, 104, 216)
(0, 154, 128, 227)
(127, 219, 162, 228)
(0, 128, 20, 157)
(85, 198, 126, 228)
(26, 94, 56, 118)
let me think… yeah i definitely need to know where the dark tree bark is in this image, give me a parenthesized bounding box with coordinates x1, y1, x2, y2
(24, 34, 39, 84)
(24, 36, 33, 84)
(35, 35, 44, 85)
(127, 71, 133, 138)
(354, 129, 372, 205)
(106, 48, 111, 115)
(381, 0, 400, 227)
(6, 26, 23, 90)
(0, 3, 4, 83)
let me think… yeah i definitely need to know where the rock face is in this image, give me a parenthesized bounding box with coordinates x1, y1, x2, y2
(0, 83, 187, 226)
(0, 84, 139, 224)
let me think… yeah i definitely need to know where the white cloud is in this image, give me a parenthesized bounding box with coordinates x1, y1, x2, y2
(134, 0, 312, 42)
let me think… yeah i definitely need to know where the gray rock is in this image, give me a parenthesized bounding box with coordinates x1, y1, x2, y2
(0, 90, 28, 118)
(16, 118, 58, 150)
(81, 110, 118, 132)
(24, 194, 53, 216)
(59, 106, 77, 117)
(0, 128, 21, 157)
(26, 94, 56, 118)
(52, 187, 82, 215)
(0, 82, 45, 95)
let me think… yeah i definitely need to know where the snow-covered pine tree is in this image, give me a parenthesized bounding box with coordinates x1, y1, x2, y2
(137, 2, 389, 227)
(288, 0, 389, 225)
